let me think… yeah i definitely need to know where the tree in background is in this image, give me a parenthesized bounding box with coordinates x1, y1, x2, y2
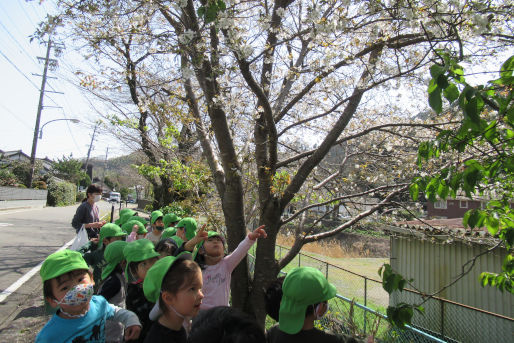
(48, 0, 512, 326)
(52, 154, 88, 185)
(119, 186, 129, 200)
(380, 54, 514, 327)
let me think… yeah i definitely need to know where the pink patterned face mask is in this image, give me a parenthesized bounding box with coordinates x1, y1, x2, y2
(55, 283, 94, 306)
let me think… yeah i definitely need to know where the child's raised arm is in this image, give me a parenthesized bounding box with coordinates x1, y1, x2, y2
(224, 225, 267, 273)
(248, 225, 267, 241)
(184, 224, 208, 251)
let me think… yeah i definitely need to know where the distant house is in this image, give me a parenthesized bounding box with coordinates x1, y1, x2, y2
(426, 196, 484, 218)
(0, 149, 54, 173)
(426, 195, 513, 219)
(384, 219, 512, 342)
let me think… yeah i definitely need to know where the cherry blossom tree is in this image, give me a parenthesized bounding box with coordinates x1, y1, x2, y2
(49, 0, 512, 325)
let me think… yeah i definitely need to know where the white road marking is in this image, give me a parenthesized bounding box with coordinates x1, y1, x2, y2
(0, 223, 13, 227)
(0, 237, 75, 303)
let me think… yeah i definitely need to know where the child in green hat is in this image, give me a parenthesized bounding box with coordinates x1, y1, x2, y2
(124, 219, 148, 242)
(266, 266, 340, 343)
(83, 223, 127, 290)
(146, 210, 165, 244)
(155, 238, 180, 258)
(37, 249, 141, 342)
(124, 239, 160, 342)
(143, 252, 203, 342)
(98, 240, 129, 343)
(163, 213, 181, 228)
(195, 225, 266, 310)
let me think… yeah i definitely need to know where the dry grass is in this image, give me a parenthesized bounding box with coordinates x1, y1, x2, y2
(276, 234, 373, 258)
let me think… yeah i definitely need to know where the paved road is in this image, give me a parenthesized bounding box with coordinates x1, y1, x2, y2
(0, 201, 135, 341)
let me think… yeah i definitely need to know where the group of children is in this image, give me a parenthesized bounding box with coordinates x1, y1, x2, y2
(37, 204, 348, 343)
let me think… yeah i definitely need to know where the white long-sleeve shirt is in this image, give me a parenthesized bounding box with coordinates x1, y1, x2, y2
(200, 236, 255, 310)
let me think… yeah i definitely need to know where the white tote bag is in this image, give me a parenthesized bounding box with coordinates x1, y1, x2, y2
(70, 225, 88, 251)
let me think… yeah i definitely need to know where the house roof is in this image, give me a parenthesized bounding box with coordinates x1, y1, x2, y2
(384, 218, 500, 247)
(0, 149, 30, 159)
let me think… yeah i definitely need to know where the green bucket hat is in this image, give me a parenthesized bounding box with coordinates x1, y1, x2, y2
(117, 210, 137, 226)
(102, 240, 128, 280)
(143, 252, 192, 303)
(193, 231, 224, 260)
(131, 216, 149, 226)
(163, 213, 181, 228)
(40, 249, 89, 282)
(161, 227, 177, 240)
(123, 239, 160, 282)
(119, 208, 134, 216)
(175, 217, 197, 241)
(170, 235, 184, 247)
(151, 210, 164, 225)
(122, 219, 148, 235)
(99, 223, 127, 243)
(279, 267, 337, 334)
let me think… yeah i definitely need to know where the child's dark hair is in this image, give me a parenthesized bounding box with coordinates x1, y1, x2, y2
(189, 306, 265, 343)
(43, 269, 92, 299)
(159, 259, 200, 315)
(128, 261, 142, 280)
(264, 276, 285, 321)
(155, 238, 178, 257)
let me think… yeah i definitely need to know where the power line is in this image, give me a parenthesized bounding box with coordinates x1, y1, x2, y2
(0, 48, 41, 90)
(17, 0, 37, 27)
(0, 103, 33, 129)
(0, 21, 39, 68)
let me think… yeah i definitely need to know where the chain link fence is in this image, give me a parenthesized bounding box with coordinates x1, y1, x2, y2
(248, 244, 512, 342)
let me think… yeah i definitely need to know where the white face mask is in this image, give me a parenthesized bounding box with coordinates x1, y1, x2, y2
(93, 194, 101, 203)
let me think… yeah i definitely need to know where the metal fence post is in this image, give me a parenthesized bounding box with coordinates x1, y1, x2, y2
(325, 262, 329, 279)
(364, 277, 368, 334)
(298, 252, 301, 267)
(440, 299, 445, 339)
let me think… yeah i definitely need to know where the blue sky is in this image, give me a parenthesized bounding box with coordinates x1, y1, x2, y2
(0, 0, 121, 161)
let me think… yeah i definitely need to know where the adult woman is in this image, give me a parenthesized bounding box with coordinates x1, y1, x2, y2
(71, 184, 106, 239)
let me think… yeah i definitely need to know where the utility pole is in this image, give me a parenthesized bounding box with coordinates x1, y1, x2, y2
(28, 39, 52, 188)
(84, 124, 98, 175)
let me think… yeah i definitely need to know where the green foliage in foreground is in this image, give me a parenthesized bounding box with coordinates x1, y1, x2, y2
(381, 53, 514, 328)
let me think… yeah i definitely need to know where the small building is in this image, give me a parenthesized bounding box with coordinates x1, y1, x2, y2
(384, 219, 512, 342)
(426, 196, 485, 218)
(0, 149, 54, 173)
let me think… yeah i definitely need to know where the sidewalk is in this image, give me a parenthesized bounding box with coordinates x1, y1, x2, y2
(0, 276, 49, 342)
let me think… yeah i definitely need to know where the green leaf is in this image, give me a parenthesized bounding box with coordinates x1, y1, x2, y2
(436, 74, 449, 89)
(485, 216, 500, 236)
(409, 183, 419, 201)
(217, 0, 227, 11)
(443, 83, 459, 103)
(429, 90, 443, 114)
(430, 64, 446, 79)
(427, 78, 438, 94)
(437, 181, 449, 200)
(464, 96, 481, 123)
(500, 55, 514, 81)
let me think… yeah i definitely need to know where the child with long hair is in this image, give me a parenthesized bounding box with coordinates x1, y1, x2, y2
(194, 225, 266, 310)
(143, 252, 203, 343)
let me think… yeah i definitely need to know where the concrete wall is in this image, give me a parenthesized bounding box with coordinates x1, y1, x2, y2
(0, 186, 48, 210)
